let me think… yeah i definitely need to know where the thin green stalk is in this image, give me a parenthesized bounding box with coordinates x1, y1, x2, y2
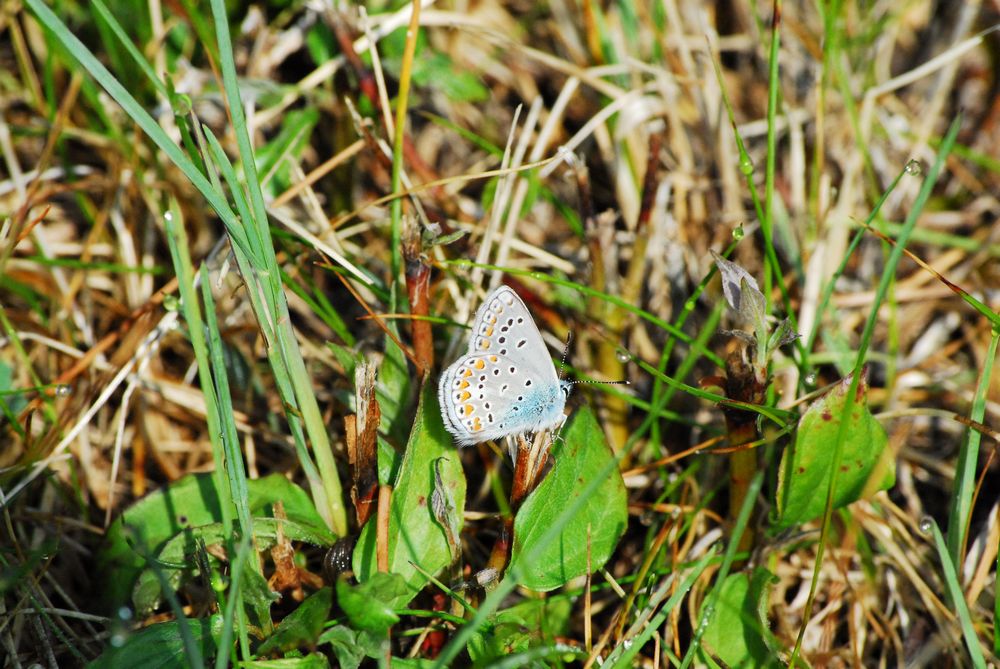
(761, 0, 782, 311)
(790, 114, 962, 665)
(163, 212, 235, 537)
(930, 519, 987, 667)
(389, 0, 422, 311)
(947, 328, 999, 563)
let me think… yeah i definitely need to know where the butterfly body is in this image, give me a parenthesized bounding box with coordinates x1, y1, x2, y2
(438, 286, 571, 446)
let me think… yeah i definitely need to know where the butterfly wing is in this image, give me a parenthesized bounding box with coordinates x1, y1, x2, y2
(466, 286, 560, 386)
(438, 351, 566, 446)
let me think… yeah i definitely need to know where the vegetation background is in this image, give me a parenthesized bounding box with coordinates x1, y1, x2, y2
(1, 0, 999, 666)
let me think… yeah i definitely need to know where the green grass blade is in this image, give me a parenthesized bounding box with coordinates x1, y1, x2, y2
(929, 519, 987, 668)
(947, 328, 999, 562)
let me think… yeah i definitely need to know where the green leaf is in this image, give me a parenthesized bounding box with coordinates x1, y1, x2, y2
(468, 597, 573, 666)
(774, 370, 895, 530)
(336, 572, 406, 632)
(257, 587, 333, 655)
(238, 654, 331, 669)
(509, 406, 628, 591)
(87, 615, 222, 669)
(699, 569, 782, 668)
(99, 473, 331, 610)
(318, 625, 386, 669)
(132, 517, 333, 616)
(353, 382, 466, 608)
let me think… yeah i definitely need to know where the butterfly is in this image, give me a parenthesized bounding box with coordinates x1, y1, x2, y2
(438, 286, 571, 446)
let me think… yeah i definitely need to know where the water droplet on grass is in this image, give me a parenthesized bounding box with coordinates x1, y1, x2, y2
(904, 159, 922, 176)
(54, 384, 72, 397)
(918, 516, 933, 534)
(732, 224, 745, 240)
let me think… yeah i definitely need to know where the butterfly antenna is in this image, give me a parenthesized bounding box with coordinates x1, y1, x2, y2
(569, 378, 630, 387)
(559, 330, 573, 381)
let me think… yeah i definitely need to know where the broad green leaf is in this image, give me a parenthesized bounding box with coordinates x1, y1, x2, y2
(352, 383, 466, 608)
(87, 615, 222, 669)
(509, 406, 627, 591)
(378, 330, 414, 446)
(257, 587, 333, 655)
(318, 625, 386, 669)
(468, 597, 573, 666)
(699, 569, 782, 668)
(774, 370, 895, 530)
(133, 517, 333, 615)
(336, 572, 406, 632)
(99, 473, 329, 609)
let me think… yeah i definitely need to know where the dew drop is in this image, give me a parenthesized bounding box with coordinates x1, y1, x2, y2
(918, 516, 934, 535)
(163, 295, 180, 312)
(684, 298, 697, 312)
(529, 271, 545, 281)
(696, 604, 716, 633)
(615, 347, 631, 363)
(904, 159, 922, 176)
(639, 510, 656, 526)
(731, 224, 745, 240)
(117, 606, 133, 621)
(54, 384, 72, 397)
(110, 632, 128, 648)
(804, 372, 817, 386)
(211, 573, 227, 593)
(171, 93, 193, 116)
(164, 212, 173, 223)
(739, 156, 754, 176)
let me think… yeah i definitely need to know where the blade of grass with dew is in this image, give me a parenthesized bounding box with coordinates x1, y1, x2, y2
(601, 549, 718, 668)
(26, 0, 350, 535)
(200, 128, 333, 536)
(947, 328, 999, 563)
(790, 115, 963, 665)
(208, 0, 351, 535)
(164, 210, 256, 651)
(643, 282, 726, 452)
(929, 519, 987, 667)
(199, 264, 255, 538)
(632, 356, 794, 428)
(162, 210, 235, 536)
